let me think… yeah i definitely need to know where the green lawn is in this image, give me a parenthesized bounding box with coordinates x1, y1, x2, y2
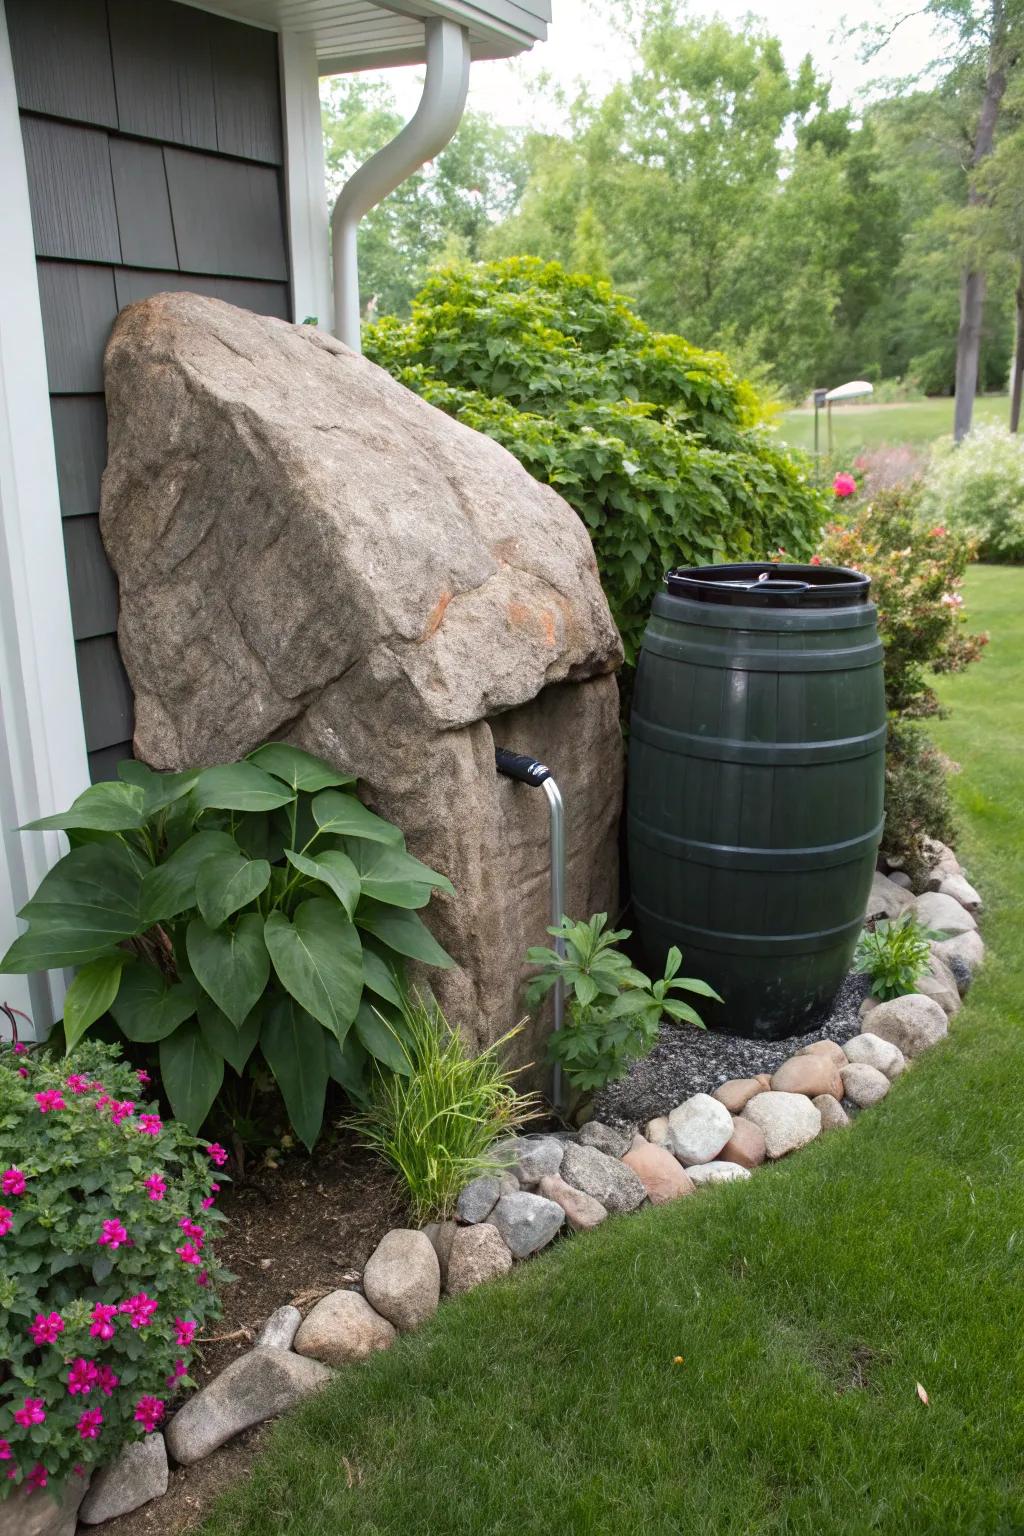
(778, 394, 1010, 458)
(204, 568, 1024, 1536)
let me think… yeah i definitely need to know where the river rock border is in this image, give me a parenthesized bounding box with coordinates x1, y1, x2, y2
(22, 845, 980, 1535)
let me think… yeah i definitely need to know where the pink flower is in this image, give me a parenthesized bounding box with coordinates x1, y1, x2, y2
(34, 1089, 65, 1113)
(13, 1398, 45, 1427)
(2, 1168, 26, 1196)
(0, 1440, 10, 1460)
(136, 1070, 151, 1085)
(119, 1292, 158, 1329)
(176, 1243, 201, 1266)
(179, 1217, 205, 1244)
(90, 1303, 118, 1340)
(138, 1115, 162, 1136)
(0, 1207, 12, 1237)
(67, 1358, 99, 1396)
(98, 1218, 128, 1250)
(17, 1067, 28, 1078)
(26, 1463, 47, 1490)
(96, 1366, 119, 1397)
(196, 1269, 210, 1288)
(832, 472, 857, 498)
(142, 1173, 167, 1201)
(930, 526, 947, 537)
(202, 1181, 221, 1209)
(940, 591, 964, 608)
(134, 1396, 165, 1434)
(65, 1074, 91, 1095)
(29, 1311, 64, 1346)
(166, 1357, 188, 1388)
(809, 554, 822, 566)
(174, 1318, 197, 1348)
(206, 1143, 228, 1167)
(11, 1041, 26, 1055)
(95, 1094, 110, 1111)
(77, 1408, 103, 1441)
(110, 1099, 135, 1125)
(201, 1196, 215, 1209)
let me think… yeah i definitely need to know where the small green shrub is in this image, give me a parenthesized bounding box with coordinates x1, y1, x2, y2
(0, 1038, 226, 1499)
(882, 721, 958, 884)
(346, 991, 539, 1223)
(365, 258, 827, 666)
(924, 426, 1024, 562)
(525, 914, 720, 1094)
(0, 746, 455, 1150)
(854, 913, 935, 1000)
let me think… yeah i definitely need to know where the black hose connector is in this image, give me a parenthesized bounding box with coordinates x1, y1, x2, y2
(494, 747, 551, 787)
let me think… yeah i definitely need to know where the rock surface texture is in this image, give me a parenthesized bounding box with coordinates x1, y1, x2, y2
(560, 1142, 647, 1212)
(165, 1348, 331, 1465)
(0, 1470, 90, 1536)
(446, 1223, 514, 1295)
(487, 1191, 565, 1257)
(536, 1173, 608, 1231)
(255, 1305, 302, 1351)
(843, 1033, 906, 1080)
(99, 294, 623, 1069)
(293, 1289, 396, 1365)
(79, 1435, 168, 1524)
(688, 1161, 752, 1186)
(741, 1091, 822, 1159)
(867, 994, 948, 1058)
(362, 1229, 440, 1333)
(622, 1133, 696, 1203)
(914, 891, 977, 937)
(668, 1093, 734, 1165)
(840, 1062, 891, 1107)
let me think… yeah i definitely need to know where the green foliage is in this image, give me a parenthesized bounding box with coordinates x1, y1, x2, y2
(818, 484, 987, 719)
(345, 992, 539, 1223)
(1, 747, 455, 1150)
(525, 915, 720, 1094)
(925, 426, 1024, 560)
(883, 721, 959, 883)
(366, 257, 826, 664)
(0, 1039, 226, 1497)
(853, 913, 936, 1000)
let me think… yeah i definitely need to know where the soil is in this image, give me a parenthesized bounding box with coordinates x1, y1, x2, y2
(104, 1131, 403, 1536)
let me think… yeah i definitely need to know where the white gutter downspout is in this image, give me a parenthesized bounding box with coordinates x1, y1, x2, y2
(331, 18, 471, 352)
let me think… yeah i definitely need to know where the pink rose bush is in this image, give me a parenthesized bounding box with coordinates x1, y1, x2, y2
(0, 1039, 227, 1501)
(832, 471, 857, 498)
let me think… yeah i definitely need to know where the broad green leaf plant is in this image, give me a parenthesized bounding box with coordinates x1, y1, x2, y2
(526, 914, 721, 1094)
(853, 912, 937, 1001)
(1, 746, 455, 1148)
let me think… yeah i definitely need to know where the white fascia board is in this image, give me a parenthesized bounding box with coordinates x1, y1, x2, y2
(280, 29, 334, 330)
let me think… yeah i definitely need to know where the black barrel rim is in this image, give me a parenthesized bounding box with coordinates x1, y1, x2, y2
(665, 562, 870, 608)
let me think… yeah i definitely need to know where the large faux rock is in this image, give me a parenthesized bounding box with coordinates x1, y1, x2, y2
(933, 930, 985, 987)
(256, 1305, 302, 1351)
(770, 1055, 842, 1099)
(866, 871, 915, 921)
(0, 1470, 89, 1536)
(446, 1224, 514, 1295)
(493, 1136, 564, 1188)
(741, 1091, 821, 1159)
(668, 1093, 734, 1166)
(868, 994, 948, 1058)
(622, 1133, 695, 1203)
(362, 1229, 440, 1333)
(165, 1348, 331, 1465)
(840, 1062, 891, 1107)
(914, 891, 977, 937)
(99, 294, 623, 1071)
(559, 1141, 647, 1213)
(843, 1033, 906, 1081)
(537, 1173, 607, 1231)
(293, 1289, 396, 1365)
(486, 1191, 565, 1257)
(79, 1435, 168, 1524)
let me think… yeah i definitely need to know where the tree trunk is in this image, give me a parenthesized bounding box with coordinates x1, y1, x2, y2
(953, 2, 1009, 443)
(1011, 257, 1024, 433)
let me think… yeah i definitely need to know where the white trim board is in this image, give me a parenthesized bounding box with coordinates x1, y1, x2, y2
(280, 28, 334, 331)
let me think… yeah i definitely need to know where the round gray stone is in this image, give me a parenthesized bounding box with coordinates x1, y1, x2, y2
(813, 1093, 850, 1131)
(840, 1062, 891, 1107)
(576, 1120, 633, 1158)
(255, 1304, 302, 1351)
(843, 1033, 906, 1080)
(165, 1348, 332, 1466)
(446, 1223, 514, 1295)
(293, 1289, 396, 1366)
(363, 1228, 441, 1333)
(491, 1136, 564, 1188)
(456, 1174, 502, 1224)
(914, 890, 977, 937)
(486, 1190, 565, 1257)
(938, 872, 981, 912)
(932, 930, 985, 989)
(559, 1140, 647, 1212)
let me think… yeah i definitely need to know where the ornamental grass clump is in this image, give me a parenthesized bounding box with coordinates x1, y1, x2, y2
(0, 1038, 227, 1500)
(347, 992, 539, 1223)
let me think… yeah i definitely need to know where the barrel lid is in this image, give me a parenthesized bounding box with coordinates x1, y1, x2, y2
(665, 562, 869, 609)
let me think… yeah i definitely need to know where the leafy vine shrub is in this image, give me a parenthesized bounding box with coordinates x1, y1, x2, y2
(0, 1039, 226, 1499)
(817, 485, 986, 718)
(364, 258, 827, 665)
(924, 426, 1024, 562)
(0, 746, 455, 1149)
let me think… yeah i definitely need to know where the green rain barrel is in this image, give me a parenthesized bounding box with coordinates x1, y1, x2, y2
(628, 562, 886, 1039)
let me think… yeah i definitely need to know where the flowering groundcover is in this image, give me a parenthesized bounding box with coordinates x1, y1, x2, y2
(0, 1038, 229, 1500)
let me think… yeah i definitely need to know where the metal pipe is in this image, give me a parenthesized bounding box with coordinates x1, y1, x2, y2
(330, 18, 470, 351)
(541, 776, 565, 1111)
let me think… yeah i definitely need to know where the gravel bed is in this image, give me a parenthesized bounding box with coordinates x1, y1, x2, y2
(594, 972, 871, 1128)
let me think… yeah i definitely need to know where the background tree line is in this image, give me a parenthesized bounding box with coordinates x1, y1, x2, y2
(322, 0, 1024, 421)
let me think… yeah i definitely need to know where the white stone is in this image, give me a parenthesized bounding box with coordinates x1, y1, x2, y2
(667, 1093, 734, 1165)
(840, 1062, 891, 1107)
(687, 1160, 752, 1186)
(868, 993, 948, 1058)
(79, 1435, 168, 1524)
(255, 1304, 301, 1351)
(938, 873, 982, 913)
(866, 870, 915, 921)
(740, 1091, 821, 1159)
(914, 890, 977, 937)
(843, 1033, 906, 1080)
(644, 1114, 672, 1150)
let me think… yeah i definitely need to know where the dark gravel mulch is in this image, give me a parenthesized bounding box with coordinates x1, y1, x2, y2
(594, 971, 872, 1128)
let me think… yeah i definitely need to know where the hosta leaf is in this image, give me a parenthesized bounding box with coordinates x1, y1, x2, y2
(139, 831, 238, 924)
(263, 899, 362, 1040)
(197, 995, 262, 1075)
(285, 848, 360, 920)
(192, 762, 296, 814)
(62, 954, 126, 1050)
(311, 789, 403, 846)
(354, 999, 410, 1075)
(355, 901, 453, 968)
(248, 743, 356, 793)
(118, 761, 200, 816)
(195, 851, 271, 928)
(261, 994, 328, 1151)
(186, 913, 269, 1026)
(159, 1020, 224, 1132)
(112, 966, 202, 1042)
(344, 840, 454, 908)
(25, 780, 147, 833)
(4, 843, 148, 970)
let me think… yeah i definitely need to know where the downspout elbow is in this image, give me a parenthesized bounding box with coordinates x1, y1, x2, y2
(331, 18, 471, 351)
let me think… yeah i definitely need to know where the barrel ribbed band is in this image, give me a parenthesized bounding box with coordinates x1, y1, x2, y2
(629, 716, 888, 766)
(627, 815, 886, 872)
(631, 896, 870, 956)
(640, 629, 884, 673)
(651, 592, 878, 632)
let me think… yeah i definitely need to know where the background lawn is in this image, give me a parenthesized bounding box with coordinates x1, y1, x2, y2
(203, 567, 1024, 1536)
(777, 395, 1011, 458)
